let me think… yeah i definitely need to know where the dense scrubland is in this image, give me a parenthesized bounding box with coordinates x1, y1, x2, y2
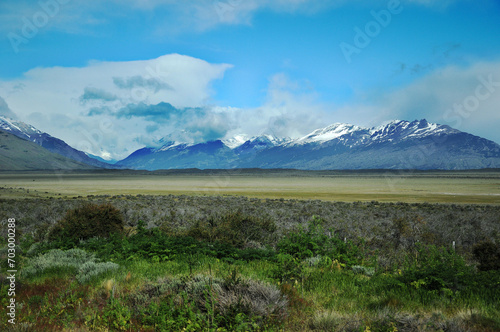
(1, 195, 500, 331)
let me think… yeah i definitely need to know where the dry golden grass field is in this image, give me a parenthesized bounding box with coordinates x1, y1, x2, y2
(1, 169, 499, 204)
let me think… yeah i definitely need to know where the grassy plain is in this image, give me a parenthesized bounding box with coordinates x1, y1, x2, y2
(0, 169, 499, 204)
(1, 169, 500, 330)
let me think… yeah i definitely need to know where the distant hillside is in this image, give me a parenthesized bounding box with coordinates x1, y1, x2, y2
(0, 130, 96, 171)
(0, 116, 117, 169)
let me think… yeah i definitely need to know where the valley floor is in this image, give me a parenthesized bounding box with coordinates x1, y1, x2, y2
(0, 169, 499, 204)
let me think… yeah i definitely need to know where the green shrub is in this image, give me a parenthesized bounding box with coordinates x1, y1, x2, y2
(271, 253, 305, 283)
(102, 300, 132, 331)
(140, 293, 205, 331)
(277, 217, 361, 267)
(187, 211, 276, 248)
(48, 203, 124, 247)
(398, 243, 474, 293)
(473, 241, 500, 271)
(78, 226, 276, 264)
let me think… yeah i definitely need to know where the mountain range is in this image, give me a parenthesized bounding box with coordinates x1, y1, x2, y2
(1, 116, 500, 171)
(116, 119, 500, 170)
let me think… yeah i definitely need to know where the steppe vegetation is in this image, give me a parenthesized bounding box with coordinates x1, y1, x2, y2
(1, 194, 500, 331)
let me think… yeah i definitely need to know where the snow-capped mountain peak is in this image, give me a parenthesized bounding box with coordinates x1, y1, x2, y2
(369, 119, 458, 142)
(223, 134, 291, 150)
(154, 133, 196, 152)
(222, 134, 250, 149)
(157, 141, 183, 152)
(294, 123, 363, 145)
(248, 134, 290, 145)
(0, 116, 43, 138)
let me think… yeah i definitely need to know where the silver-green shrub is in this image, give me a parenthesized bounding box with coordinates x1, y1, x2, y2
(305, 255, 322, 267)
(131, 274, 287, 320)
(76, 261, 119, 284)
(351, 265, 375, 277)
(21, 248, 118, 283)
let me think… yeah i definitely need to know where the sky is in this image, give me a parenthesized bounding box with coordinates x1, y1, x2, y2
(1, 0, 500, 160)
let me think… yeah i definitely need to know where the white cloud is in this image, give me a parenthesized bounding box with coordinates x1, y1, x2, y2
(221, 73, 336, 140)
(346, 60, 500, 144)
(0, 54, 232, 159)
(143, 0, 338, 35)
(0, 96, 18, 119)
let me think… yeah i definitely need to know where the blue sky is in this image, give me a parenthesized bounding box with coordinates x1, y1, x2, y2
(1, 0, 500, 160)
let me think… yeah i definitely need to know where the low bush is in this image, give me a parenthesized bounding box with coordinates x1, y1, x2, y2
(47, 203, 124, 247)
(187, 211, 276, 248)
(76, 261, 120, 284)
(351, 265, 375, 277)
(473, 241, 500, 271)
(187, 210, 277, 248)
(131, 274, 287, 330)
(75, 229, 277, 264)
(21, 248, 94, 279)
(22, 248, 119, 284)
(398, 243, 474, 293)
(271, 253, 305, 283)
(277, 216, 361, 267)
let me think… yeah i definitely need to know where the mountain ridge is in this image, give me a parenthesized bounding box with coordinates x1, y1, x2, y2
(116, 119, 500, 171)
(0, 116, 119, 169)
(0, 129, 96, 171)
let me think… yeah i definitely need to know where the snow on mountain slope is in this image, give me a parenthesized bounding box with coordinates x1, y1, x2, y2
(368, 119, 458, 143)
(0, 116, 42, 139)
(285, 119, 460, 147)
(222, 135, 250, 149)
(293, 123, 363, 145)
